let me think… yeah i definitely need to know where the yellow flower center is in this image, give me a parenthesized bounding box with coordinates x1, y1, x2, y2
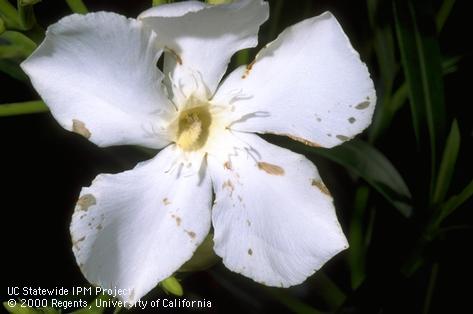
(175, 105, 212, 151)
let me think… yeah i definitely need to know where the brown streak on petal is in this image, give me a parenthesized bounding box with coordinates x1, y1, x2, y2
(163, 198, 171, 206)
(336, 135, 349, 141)
(72, 119, 91, 139)
(273, 132, 322, 147)
(248, 248, 253, 255)
(257, 162, 285, 176)
(241, 59, 256, 79)
(311, 179, 331, 196)
(166, 47, 182, 65)
(77, 194, 96, 212)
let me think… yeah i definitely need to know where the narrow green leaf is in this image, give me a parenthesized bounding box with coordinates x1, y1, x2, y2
(423, 263, 439, 314)
(0, 100, 48, 116)
(432, 120, 460, 204)
(264, 289, 323, 314)
(349, 186, 370, 289)
(0, 0, 21, 29)
(303, 139, 412, 217)
(436, 0, 456, 32)
(65, 0, 88, 14)
(439, 179, 473, 220)
(393, 0, 445, 197)
(152, 0, 172, 6)
(235, 48, 249, 67)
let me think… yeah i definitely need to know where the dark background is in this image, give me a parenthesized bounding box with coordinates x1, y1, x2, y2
(1, 0, 472, 313)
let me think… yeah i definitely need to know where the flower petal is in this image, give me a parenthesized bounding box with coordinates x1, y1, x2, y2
(21, 12, 175, 148)
(139, 0, 269, 98)
(214, 12, 376, 148)
(208, 132, 348, 287)
(71, 146, 212, 302)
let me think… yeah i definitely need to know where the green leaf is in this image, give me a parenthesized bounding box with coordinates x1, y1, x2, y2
(394, 0, 445, 195)
(65, 0, 88, 14)
(152, 0, 172, 6)
(0, 17, 5, 34)
(0, 100, 48, 116)
(432, 120, 460, 204)
(0, 58, 27, 80)
(436, 0, 456, 32)
(306, 139, 412, 217)
(0, 0, 22, 29)
(1, 30, 37, 58)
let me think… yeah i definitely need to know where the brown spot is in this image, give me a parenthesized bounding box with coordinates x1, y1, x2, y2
(311, 179, 331, 196)
(241, 59, 256, 79)
(248, 248, 253, 255)
(257, 162, 285, 176)
(246, 219, 251, 227)
(316, 117, 322, 122)
(163, 198, 171, 206)
(166, 47, 182, 65)
(222, 180, 235, 193)
(186, 230, 196, 239)
(238, 195, 243, 202)
(73, 236, 86, 249)
(348, 117, 356, 123)
(355, 101, 370, 110)
(72, 119, 91, 139)
(77, 194, 96, 211)
(327, 133, 332, 137)
(171, 214, 182, 226)
(223, 161, 232, 170)
(336, 135, 349, 141)
(96, 224, 103, 231)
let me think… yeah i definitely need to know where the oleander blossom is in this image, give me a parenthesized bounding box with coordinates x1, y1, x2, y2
(21, 0, 376, 303)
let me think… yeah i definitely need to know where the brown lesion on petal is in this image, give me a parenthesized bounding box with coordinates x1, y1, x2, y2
(171, 214, 182, 226)
(185, 230, 196, 239)
(96, 224, 103, 231)
(311, 179, 331, 196)
(72, 119, 91, 139)
(257, 162, 285, 176)
(163, 198, 171, 206)
(355, 101, 370, 110)
(223, 161, 232, 170)
(165, 47, 183, 65)
(76, 194, 96, 212)
(72, 235, 86, 250)
(348, 117, 356, 124)
(336, 135, 350, 141)
(248, 248, 253, 256)
(241, 59, 256, 79)
(222, 180, 234, 191)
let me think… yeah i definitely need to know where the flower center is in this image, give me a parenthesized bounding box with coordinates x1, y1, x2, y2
(175, 105, 211, 151)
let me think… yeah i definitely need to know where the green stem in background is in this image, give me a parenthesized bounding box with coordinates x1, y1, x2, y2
(422, 263, 439, 314)
(436, 0, 456, 32)
(65, 0, 88, 14)
(268, 0, 283, 40)
(17, 0, 41, 31)
(348, 185, 370, 289)
(264, 288, 323, 314)
(0, 100, 48, 116)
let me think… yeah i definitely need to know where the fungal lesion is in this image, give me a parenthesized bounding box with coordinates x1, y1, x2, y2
(355, 101, 370, 110)
(76, 194, 96, 211)
(311, 179, 331, 196)
(72, 119, 91, 139)
(257, 162, 285, 176)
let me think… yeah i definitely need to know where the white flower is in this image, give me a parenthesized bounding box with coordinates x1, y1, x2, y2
(21, 0, 375, 303)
